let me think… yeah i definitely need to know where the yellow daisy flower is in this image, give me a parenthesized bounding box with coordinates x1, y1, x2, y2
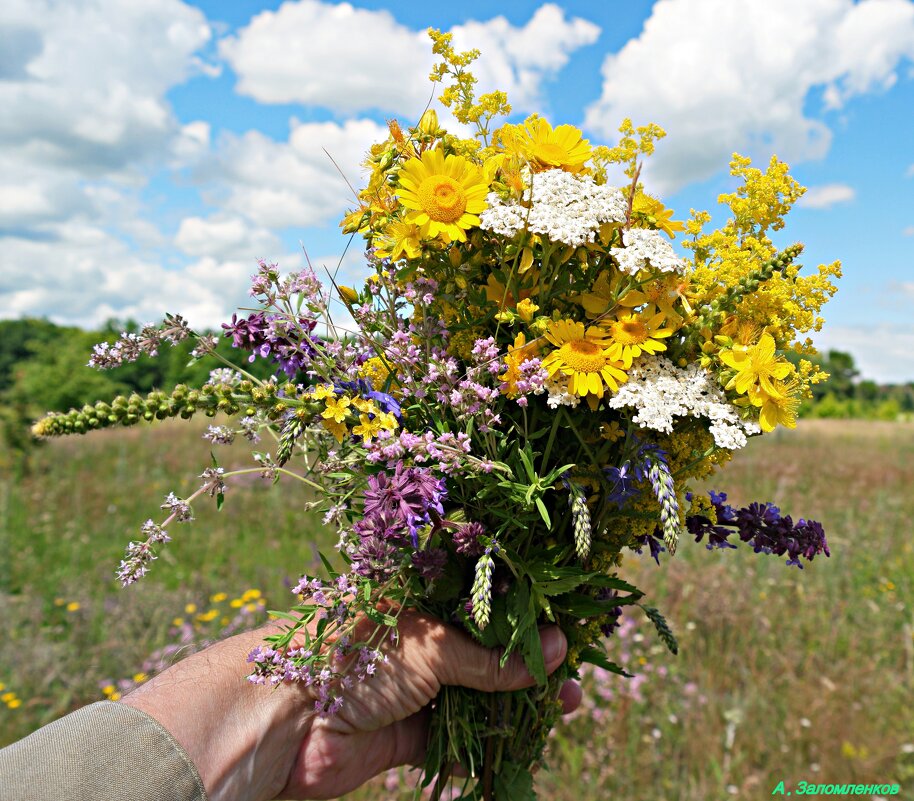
(396, 149, 489, 242)
(603, 311, 675, 368)
(719, 333, 792, 397)
(541, 320, 628, 408)
(321, 418, 347, 443)
(510, 118, 592, 173)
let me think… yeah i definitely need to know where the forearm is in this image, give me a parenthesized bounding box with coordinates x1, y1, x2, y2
(122, 626, 314, 801)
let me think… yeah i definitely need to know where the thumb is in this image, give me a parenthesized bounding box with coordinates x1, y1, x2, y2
(433, 625, 568, 693)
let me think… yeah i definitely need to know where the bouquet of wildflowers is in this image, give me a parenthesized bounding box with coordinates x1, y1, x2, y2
(34, 31, 840, 800)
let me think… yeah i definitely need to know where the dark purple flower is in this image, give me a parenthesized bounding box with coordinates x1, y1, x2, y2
(452, 521, 485, 556)
(632, 530, 666, 565)
(363, 463, 446, 546)
(351, 536, 401, 581)
(222, 312, 321, 377)
(595, 588, 624, 638)
(686, 491, 829, 568)
(412, 548, 448, 580)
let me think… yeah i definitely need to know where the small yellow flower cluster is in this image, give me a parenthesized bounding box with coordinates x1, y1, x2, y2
(1, 684, 22, 710)
(305, 384, 399, 443)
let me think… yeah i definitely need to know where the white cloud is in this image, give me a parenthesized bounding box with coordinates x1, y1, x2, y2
(204, 118, 388, 230)
(220, 1, 599, 117)
(797, 183, 856, 209)
(584, 0, 914, 194)
(812, 324, 914, 384)
(0, 221, 302, 330)
(175, 214, 280, 260)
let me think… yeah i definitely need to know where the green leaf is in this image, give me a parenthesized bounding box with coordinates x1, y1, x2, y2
(265, 610, 301, 622)
(317, 551, 337, 579)
(215, 491, 224, 511)
(535, 497, 551, 527)
(494, 763, 535, 800)
(578, 646, 634, 677)
(552, 591, 640, 618)
(586, 574, 643, 596)
(363, 605, 398, 627)
(457, 604, 500, 649)
(521, 617, 547, 686)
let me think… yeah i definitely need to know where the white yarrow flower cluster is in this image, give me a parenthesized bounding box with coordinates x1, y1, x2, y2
(544, 376, 581, 409)
(611, 228, 688, 275)
(607, 357, 760, 449)
(479, 169, 627, 248)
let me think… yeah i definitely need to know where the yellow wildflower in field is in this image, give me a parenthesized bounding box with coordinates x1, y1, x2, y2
(542, 320, 628, 408)
(397, 149, 489, 242)
(66, 601, 80, 612)
(133, 673, 148, 683)
(210, 592, 228, 603)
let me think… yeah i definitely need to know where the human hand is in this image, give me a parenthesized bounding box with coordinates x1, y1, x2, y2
(123, 610, 580, 801)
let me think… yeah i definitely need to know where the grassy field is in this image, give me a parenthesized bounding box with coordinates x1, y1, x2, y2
(1, 419, 912, 799)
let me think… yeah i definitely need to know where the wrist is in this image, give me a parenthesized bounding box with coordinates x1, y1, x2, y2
(122, 625, 314, 801)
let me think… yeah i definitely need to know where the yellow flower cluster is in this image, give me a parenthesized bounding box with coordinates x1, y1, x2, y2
(1, 683, 22, 710)
(342, 31, 837, 445)
(306, 384, 399, 443)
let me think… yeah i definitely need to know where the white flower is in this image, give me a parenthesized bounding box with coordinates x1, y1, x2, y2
(544, 376, 580, 409)
(611, 228, 688, 275)
(607, 357, 758, 449)
(480, 169, 627, 248)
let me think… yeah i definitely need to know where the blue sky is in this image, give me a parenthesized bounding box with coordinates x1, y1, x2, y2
(2, 0, 913, 381)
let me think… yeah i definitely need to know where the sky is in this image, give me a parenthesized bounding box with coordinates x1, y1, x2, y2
(1, 0, 913, 382)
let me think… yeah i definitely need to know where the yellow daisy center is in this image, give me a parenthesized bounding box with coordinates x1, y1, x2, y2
(610, 320, 649, 345)
(532, 142, 569, 166)
(417, 175, 467, 223)
(558, 339, 606, 372)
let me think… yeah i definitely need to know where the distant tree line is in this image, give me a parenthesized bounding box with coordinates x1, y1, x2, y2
(2, 318, 911, 469)
(792, 349, 914, 421)
(0, 318, 274, 471)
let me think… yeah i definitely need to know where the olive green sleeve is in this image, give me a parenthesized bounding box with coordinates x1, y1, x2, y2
(0, 701, 207, 801)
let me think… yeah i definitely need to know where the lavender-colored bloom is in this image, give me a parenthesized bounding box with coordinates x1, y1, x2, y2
(686, 491, 830, 568)
(634, 445, 680, 555)
(412, 548, 448, 580)
(115, 520, 172, 586)
(161, 492, 193, 522)
(222, 311, 321, 377)
(199, 467, 226, 498)
(453, 521, 485, 556)
(351, 535, 401, 581)
(203, 425, 235, 445)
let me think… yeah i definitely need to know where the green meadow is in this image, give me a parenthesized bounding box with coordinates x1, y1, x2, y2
(1, 419, 912, 799)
